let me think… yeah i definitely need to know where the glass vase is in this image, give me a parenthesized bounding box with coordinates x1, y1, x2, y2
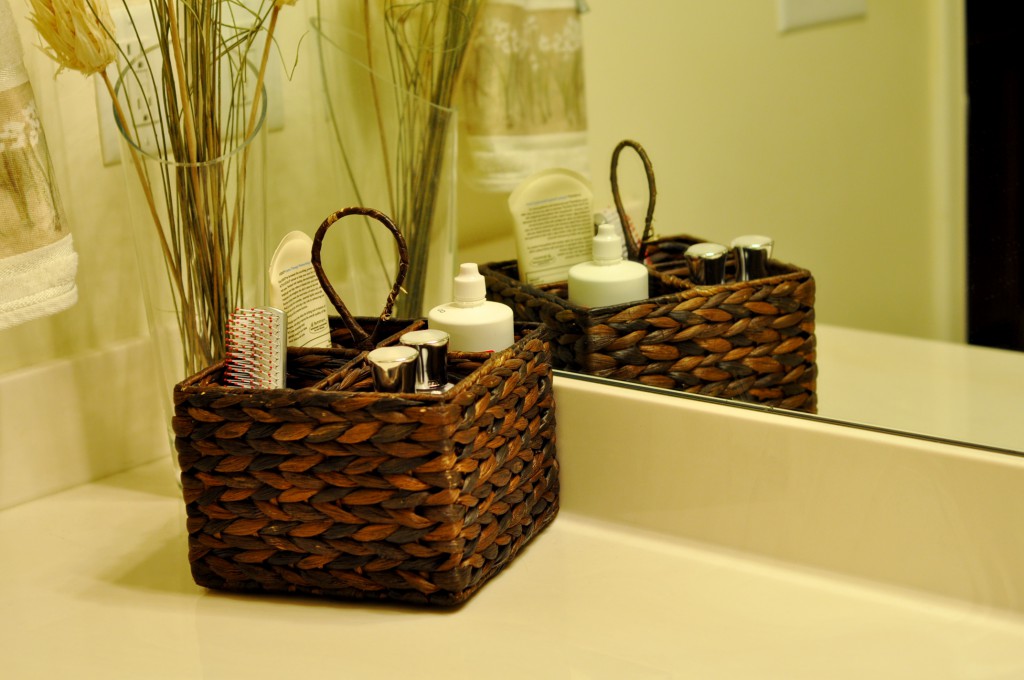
(114, 62, 268, 452)
(311, 15, 457, 319)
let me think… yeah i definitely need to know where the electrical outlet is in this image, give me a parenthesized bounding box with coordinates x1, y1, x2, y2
(96, 3, 285, 167)
(777, 0, 867, 33)
(95, 5, 156, 166)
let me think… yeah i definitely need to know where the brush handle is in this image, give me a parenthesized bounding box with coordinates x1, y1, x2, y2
(310, 207, 410, 350)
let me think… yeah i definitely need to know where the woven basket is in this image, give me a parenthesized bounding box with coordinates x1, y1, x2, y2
(173, 208, 559, 606)
(480, 235, 817, 413)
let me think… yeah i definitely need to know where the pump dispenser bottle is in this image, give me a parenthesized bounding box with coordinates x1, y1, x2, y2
(567, 224, 649, 307)
(428, 263, 514, 352)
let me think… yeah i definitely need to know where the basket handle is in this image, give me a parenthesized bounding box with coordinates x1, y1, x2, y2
(610, 139, 657, 262)
(310, 207, 409, 350)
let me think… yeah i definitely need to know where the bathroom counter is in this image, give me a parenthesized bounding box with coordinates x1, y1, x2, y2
(3, 459, 1024, 679)
(815, 324, 1024, 452)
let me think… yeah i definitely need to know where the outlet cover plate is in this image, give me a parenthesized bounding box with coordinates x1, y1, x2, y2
(96, 3, 284, 167)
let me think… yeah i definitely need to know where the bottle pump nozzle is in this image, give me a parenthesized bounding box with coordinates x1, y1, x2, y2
(592, 223, 624, 263)
(453, 263, 486, 305)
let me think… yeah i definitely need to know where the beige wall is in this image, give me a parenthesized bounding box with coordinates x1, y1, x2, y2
(589, 0, 964, 343)
(1, 0, 966, 372)
(0, 1, 964, 504)
(463, 0, 966, 343)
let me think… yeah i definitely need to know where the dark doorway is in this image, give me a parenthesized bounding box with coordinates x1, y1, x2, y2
(966, 2, 1024, 351)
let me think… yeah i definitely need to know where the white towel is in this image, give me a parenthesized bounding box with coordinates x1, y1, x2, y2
(1, 0, 78, 329)
(459, 0, 590, 193)
(0, 233, 78, 330)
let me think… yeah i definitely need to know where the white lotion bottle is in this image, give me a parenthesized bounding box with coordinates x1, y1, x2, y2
(428, 263, 514, 352)
(268, 231, 332, 348)
(508, 168, 594, 285)
(567, 223, 649, 307)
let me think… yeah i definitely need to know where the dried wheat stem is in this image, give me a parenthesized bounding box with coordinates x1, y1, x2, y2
(230, 3, 284, 259)
(163, 1, 199, 168)
(164, 0, 218, 308)
(245, 5, 279, 141)
(364, 0, 395, 213)
(100, 67, 200, 354)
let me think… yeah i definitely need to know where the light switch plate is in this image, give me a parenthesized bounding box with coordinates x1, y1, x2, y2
(778, 0, 867, 33)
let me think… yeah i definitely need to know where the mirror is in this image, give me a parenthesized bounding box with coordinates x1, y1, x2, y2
(308, 3, 1019, 455)
(454, 1, 1024, 455)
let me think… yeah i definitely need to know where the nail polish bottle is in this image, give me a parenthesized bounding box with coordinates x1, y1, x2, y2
(731, 234, 774, 281)
(366, 346, 418, 393)
(684, 242, 728, 285)
(400, 329, 453, 393)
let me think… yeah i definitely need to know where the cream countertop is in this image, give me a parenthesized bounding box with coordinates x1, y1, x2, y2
(2, 458, 1024, 675)
(4, 373, 1024, 678)
(814, 324, 1024, 453)
(1, 462, 1024, 679)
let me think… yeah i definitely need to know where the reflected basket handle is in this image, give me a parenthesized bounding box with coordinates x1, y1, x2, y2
(310, 207, 410, 350)
(610, 139, 657, 263)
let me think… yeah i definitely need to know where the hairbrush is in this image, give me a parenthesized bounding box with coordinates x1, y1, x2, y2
(224, 306, 287, 389)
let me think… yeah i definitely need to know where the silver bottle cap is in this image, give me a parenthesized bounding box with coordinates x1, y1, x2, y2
(731, 234, 773, 281)
(400, 329, 450, 392)
(366, 346, 418, 393)
(684, 242, 729, 285)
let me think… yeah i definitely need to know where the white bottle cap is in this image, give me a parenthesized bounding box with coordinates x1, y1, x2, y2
(593, 223, 623, 263)
(453, 263, 486, 304)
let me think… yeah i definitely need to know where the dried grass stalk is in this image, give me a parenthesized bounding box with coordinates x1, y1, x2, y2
(377, 0, 481, 317)
(318, 1, 481, 318)
(28, 0, 116, 76)
(30, 0, 297, 377)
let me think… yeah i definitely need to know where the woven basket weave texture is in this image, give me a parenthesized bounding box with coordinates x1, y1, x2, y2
(173, 208, 559, 606)
(173, 326, 558, 606)
(481, 236, 816, 413)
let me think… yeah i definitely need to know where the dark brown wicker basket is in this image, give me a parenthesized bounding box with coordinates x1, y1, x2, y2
(480, 235, 817, 413)
(172, 208, 559, 606)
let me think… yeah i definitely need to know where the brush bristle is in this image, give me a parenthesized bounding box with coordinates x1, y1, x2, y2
(224, 307, 286, 389)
